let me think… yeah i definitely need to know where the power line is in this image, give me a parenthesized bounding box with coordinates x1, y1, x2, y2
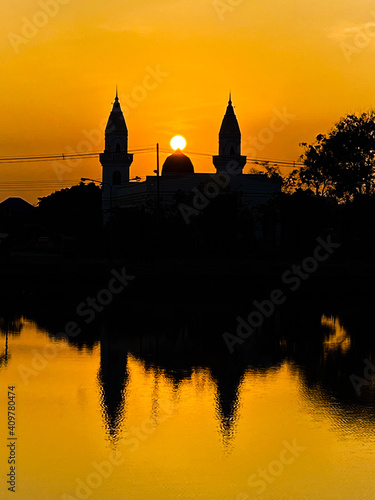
(0, 147, 303, 168)
(247, 159, 302, 168)
(0, 179, 83, 191)
(159, 148, 303, 168)
(0, 147, 156, 164)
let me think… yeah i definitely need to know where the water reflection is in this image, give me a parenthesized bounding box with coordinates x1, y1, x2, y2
(98, 329, 129, 443)
(94, 310, 248, 447)
(322, 314, 351, 355)
(0, 329, 9, 367)
(1, 298, 375, 448)
(0, 310, 24, 368)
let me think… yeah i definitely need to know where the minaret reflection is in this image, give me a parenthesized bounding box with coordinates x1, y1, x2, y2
(98, 326, 129, 444)
(211, 363, 245, 450)
(96, 307, 247, 447)
(134, 311, 244, 449)
(150, 368, 161, 425)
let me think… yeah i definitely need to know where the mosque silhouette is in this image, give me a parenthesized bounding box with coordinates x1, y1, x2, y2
(99, 93, 281, 222)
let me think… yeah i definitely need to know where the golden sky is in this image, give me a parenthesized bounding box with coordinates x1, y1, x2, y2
(1, 0, 375, 203)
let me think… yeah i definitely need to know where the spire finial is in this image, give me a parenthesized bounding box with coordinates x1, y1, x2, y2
(115, 85, 118, 100)
(229, 90, 232, 104)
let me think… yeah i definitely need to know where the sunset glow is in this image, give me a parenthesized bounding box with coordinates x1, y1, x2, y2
(170, 135, 186, 151)
(2, 0, 375, 204)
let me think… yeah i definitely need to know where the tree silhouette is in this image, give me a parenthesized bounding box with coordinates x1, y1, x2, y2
(300, 111, 375, 200)
(37, 182, 102, 253)
(248, 162, 283, 183)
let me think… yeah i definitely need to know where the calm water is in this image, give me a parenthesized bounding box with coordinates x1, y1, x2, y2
(1, 299, 375, 499)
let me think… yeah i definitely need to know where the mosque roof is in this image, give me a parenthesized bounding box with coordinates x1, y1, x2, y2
(105, 92, 127, 138)
(161, 149, 194, 176)
(219, 96, 241, 138)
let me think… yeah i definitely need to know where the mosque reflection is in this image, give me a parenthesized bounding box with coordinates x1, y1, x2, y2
(96, 307, 250, 446)
(1, 298, 375, 445)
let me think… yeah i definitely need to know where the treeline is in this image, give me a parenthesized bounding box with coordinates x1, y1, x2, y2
(1, 111, 375, 260)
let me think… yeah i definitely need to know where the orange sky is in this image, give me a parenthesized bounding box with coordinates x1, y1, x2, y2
(1, 0, 375, 203)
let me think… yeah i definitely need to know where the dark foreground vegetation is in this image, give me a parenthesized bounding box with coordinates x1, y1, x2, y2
(0, 111, 375, 299)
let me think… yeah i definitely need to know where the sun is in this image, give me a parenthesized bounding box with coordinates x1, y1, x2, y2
(170, 135, 186, 151)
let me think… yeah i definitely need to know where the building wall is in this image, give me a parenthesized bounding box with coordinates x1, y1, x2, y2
(113, 173, 281, 210)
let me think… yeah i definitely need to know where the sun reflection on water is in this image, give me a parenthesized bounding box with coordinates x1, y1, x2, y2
(322, 314, 351, 356)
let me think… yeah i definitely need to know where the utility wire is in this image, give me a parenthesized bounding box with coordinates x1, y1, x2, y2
(0, 147, 156, 164)
(0, 146, 303, 168)
(159, 148, 303, 168)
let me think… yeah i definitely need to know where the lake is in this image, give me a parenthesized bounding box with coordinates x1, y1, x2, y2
(0, 293, 375, 499)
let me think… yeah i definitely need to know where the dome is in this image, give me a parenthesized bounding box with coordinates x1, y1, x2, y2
(161, 149, 194, 176)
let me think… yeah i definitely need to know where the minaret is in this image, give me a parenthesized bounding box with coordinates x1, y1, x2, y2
(213, 95, 247, 175)
(99, 90, 133, 219)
